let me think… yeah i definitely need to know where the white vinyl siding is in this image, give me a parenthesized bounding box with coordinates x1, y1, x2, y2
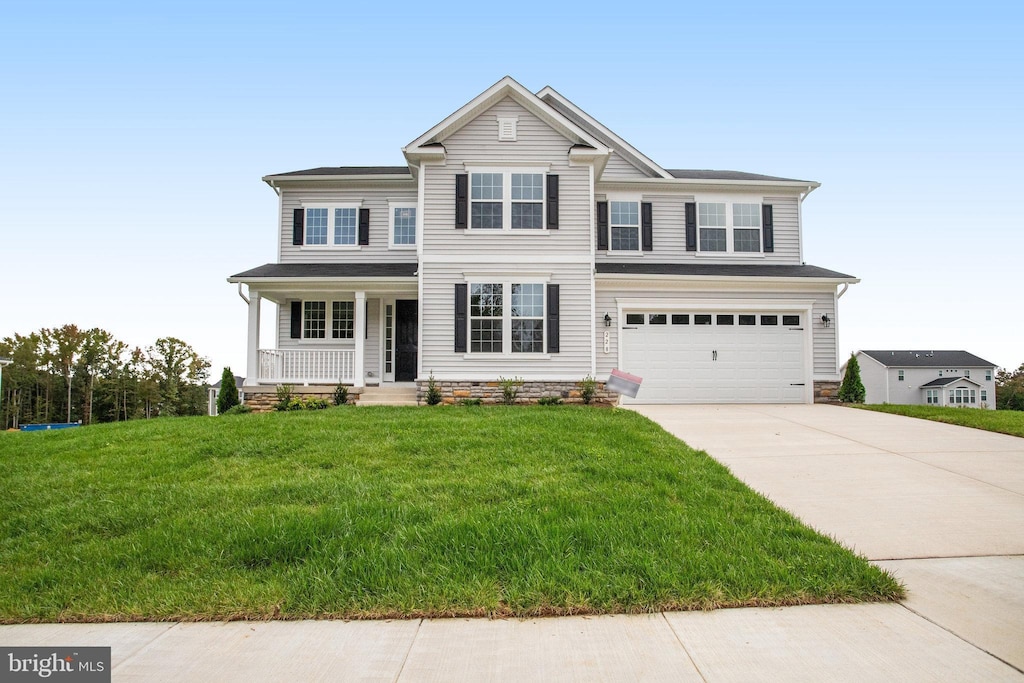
(420, 262, 592, 380)
(421, 98, 592, 257)
(595, 194, 802, 265)
(279, 187, 418, 263)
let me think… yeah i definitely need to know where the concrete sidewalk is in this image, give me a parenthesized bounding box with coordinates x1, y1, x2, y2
(2, 605, 1019, 681)
(3, 405, 1022, 681)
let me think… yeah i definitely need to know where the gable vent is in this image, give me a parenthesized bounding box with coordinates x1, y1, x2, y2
(497, 116, 518, 142)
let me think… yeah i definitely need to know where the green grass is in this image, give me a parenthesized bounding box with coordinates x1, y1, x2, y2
(855, 404, 1024, 438)
(0, 407, 902, 622)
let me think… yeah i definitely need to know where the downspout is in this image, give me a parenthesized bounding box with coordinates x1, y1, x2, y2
(837, 283, 849, 299)
(237, 283, 250, 305)
(797, 184, 817, 264)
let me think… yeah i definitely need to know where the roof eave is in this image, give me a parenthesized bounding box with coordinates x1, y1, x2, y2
(596, 273, 860, 285)
(598, 178, 822, 190)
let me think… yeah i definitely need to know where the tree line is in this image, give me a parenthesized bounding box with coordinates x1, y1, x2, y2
(1, 325, 210, 429)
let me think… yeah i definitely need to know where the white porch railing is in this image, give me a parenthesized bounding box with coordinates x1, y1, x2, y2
(257, 349, 354, 384)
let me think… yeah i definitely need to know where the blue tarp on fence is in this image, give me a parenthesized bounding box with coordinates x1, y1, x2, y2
(20, 422, 81, 432)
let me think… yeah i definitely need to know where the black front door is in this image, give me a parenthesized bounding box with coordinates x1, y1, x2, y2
(395, 299, 418, 382)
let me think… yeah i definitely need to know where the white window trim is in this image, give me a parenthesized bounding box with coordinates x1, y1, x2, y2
(388, 200, 417, 250)
(300, 202, 363, 249)
(296, 299, 358, 343)
(695, 195, 766, 257)
(607, 194, 642, 254)
(463, 166, 549, 232)
(464, 278, 550, 357)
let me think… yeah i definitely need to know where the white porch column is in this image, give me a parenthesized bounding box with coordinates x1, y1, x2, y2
(246, 291, 261, 383)
(354, 291, 366, 388)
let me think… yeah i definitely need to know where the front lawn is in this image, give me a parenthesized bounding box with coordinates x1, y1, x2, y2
(855, 404, 1024, 438)
(0, 407, 901, 622)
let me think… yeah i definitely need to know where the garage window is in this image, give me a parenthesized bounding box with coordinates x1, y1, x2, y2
(783, 315, 800, 326)
(761, 315, 778, 325)
(649, 314, 667, 325)
(717, 315, 734, 325)
(695, 315, 712, 325)
(739, 315, 756, 325)
(671, 314, 689, 325)
(626, 314, 645, 325)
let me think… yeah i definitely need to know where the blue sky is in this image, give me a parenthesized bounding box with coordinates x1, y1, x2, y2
(1, 1, 1021, 375)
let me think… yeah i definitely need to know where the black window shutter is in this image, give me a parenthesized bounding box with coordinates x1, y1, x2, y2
(358, 208, 370, 246)
(685, 202, 697, 252)
(641, 202, 653, 251)
(596, 201, 609, 250)
(546, 174, 559, 229)
(454, 284, 468, 352)
(292, 208, 304, 246)
(290, 301, 302, 339)
(546, 284, 560, 353)
(762, 204, 774, 253)
(455, 174, 468, 229)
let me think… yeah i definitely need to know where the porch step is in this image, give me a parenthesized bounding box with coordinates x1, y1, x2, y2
(356, 386, 419, 407)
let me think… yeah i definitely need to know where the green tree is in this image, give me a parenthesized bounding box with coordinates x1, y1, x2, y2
(996, 363, 1024, 411)
(41, 324, 85, 423)
(146, 337, 210, 417)
(216, 367, 240, 415)
(838, 353, 866, 403)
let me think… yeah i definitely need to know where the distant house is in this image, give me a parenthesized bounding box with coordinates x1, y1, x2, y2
(208, 375, 245, 416)
(855, 350, 997, 409)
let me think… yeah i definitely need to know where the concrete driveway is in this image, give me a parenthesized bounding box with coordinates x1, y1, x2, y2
(631, 404, 1024, 673)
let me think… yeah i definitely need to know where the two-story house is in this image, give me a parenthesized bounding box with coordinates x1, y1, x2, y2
(855, 350, 998, 409)
(228, 77, 857, 406)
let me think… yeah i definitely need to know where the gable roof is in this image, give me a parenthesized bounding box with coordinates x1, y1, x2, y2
(920, 376, 981, 388)
(667, 170, 810, 182)
(859, 350, 997, 368)
(403, 76, 610, 169)
(537, 86, 671, 179)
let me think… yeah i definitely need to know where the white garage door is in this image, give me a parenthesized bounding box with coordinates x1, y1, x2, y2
(620, 311, 807, 404)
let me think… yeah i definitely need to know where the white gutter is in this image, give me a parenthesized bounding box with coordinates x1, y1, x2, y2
(837, 283, 850, 298)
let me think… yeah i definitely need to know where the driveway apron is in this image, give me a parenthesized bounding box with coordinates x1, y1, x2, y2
(630, 404, 1024, 673)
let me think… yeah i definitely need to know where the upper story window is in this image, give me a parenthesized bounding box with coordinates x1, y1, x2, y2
(462, 169, 551, 231)
(298, 205, 362, 247)
(471, 172, 544, 229)
(986, 370, 992, 381)
(390, 203, 417, 248)
(611, 201, 640, 251)
(698, 201, 762, 253)
(898, 370, 905, 381)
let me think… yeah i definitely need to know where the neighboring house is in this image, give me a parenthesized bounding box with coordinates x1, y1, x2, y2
(207, 375, 245, 416)
(228, 76, 858, 405)
(855, 350, 997, 409)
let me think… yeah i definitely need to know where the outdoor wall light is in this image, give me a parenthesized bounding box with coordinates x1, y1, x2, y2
(604, 313, 612, 327)
(820, 314, 831, 328)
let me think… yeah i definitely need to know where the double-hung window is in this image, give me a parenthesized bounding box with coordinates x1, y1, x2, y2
(297, 300, 355, 340)
(926, 389, 939, 404)
(468, 169, 547, 230)
(697, 200, 764, 253)
(610, 201, 640, 251)
(390, 202, 417, 248)
(467, 281, 547, 354)
(303, 205, 360, 246)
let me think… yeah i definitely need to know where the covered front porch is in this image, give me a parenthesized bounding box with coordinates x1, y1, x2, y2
(228, 263, 419, 388)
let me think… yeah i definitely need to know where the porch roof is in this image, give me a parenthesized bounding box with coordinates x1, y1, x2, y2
(229, 263, 417, 282)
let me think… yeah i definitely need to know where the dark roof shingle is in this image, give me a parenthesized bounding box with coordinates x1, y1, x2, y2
(860, 350, 997, 368)
(666, 170, 810, 182)
(267, 166, 411, 178)
(230, 263, 417, 279)
(595, 263, 855, 279)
